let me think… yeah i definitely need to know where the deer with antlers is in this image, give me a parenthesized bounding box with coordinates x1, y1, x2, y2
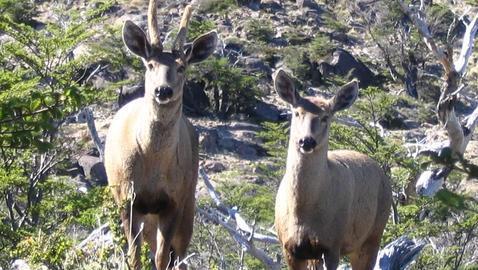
(273, 69, 392, 270)
(104, 0, 217, 269)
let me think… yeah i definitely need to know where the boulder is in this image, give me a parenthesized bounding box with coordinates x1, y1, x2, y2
(118, 84, 144, 108)
(260, 0, 282, 12)
(200, 129, 220, 154)
(243, 57, 272, 75)
(251, 100, 281, 122)
(78, 155, 107, 185)
(204, 160, 226, 173)
(319, 48, 375, 87)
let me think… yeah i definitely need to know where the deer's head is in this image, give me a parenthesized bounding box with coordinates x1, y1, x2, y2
(122, 1, 217, 107)
(274, 69, 358, 154)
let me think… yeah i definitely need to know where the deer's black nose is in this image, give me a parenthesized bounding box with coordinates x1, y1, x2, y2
(299, 137, 317, 153)
(155, 87, 173, 100)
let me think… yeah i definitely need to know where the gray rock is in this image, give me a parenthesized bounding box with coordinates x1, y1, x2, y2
(118, 84, 144, 108)
(237, 144, 258, 159)
(218, 137, 236, 151)
(260, 0, 282, 12)
(243, 57, 272, 75)
(78, 155, 107, 185)
(200, 130, 219, 154)
(319, 48, 375, 87)
(252, 100, 281, 121)
(204, 161, 226, 173)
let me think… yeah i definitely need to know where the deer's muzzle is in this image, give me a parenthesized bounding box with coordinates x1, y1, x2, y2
(299, 137, 317, 154)
(155, 86, 173, 102)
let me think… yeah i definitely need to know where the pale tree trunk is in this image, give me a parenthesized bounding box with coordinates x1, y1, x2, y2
(399, 1, 478, 196)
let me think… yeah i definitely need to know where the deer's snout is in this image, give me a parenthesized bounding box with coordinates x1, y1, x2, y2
(155, 86, 173, 101)
(299, 137, 317, 153)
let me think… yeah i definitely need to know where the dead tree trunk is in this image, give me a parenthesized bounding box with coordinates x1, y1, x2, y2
(399, 1, 478, 196)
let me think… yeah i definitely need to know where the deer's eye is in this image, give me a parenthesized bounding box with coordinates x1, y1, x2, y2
(177, 66, 185, 73)
(147, 63, 154, 70)
(294, 111, 300, 117)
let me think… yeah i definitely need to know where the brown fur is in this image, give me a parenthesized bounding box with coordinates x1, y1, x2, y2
(274, 70, 392, 270)
(105, 1, 217, 269)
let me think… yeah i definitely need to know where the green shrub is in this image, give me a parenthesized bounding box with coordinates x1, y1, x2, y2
(323, 13, 348, 33)
(0, 0, 37, 24)
(0, 1, 131, 267)
(190, 57, 261, 117)
(218, 182, 275, 224)
(188, 19, 216, 41)
(245, 18, 274, 43)
(308, 33, 334, 61)
(198, 0, 237, 13)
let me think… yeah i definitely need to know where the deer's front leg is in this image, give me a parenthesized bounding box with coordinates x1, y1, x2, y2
(155, 209, 180, 270)
(324, 248, 340, 270)
(121, 208, 144, 270)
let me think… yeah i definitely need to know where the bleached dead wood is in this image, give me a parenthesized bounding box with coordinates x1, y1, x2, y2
(69, 107, 104, 161)
(399, 1, 478, 196)
(374, 236, 425, 270)
(199, 167, 280, 244)
(197, 208, 281, 270)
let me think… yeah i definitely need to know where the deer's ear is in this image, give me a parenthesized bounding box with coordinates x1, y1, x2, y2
(330, 80, 358, 113)
(185, 31, 218, 64)
(122, 20, 151, 59)
(274, 69, 299, 106)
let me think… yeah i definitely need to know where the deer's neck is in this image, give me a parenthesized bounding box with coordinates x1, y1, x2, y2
(137, 98, 183, 155)
(285, 139, 331, 194)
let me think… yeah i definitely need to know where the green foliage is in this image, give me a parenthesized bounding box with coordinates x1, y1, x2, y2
(0, 1, 133, 268)
(330, 86, 414, 176)
(282, 46, 311, 82)
(198, 0, 237, 13)
(188, 19, 216, 41)
(0, 0, 37, 24)
(219, 182, 275, 224)
(245, 18, 274, 43)
(308, 33, 334, 61)
(14, 229, 73, 269)
(256, 122, 289, 182)
(426, 4, 455, 43)
(190, 57, 260, 117)
(258, 122, 288, 160)
(323, 13, 348, 33)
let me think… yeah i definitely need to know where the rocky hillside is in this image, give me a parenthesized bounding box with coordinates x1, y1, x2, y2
(1, 0, 478, 269)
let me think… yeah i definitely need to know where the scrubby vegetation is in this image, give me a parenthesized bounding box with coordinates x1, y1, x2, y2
(0, 0, 477, 269)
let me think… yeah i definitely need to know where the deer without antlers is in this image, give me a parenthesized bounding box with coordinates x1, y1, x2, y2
(104, 1, 217, 269)
(273, 69, 392, 270)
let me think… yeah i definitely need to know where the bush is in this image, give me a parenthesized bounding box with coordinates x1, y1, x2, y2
(308, 33, 334, 61)
(0, 0, 37, 25)
(198, 0, 237, 13)
(190, 57, 261, 117)
(245, 18, 274, 43)
(0, 1, 131, 267)
(188, 19, 216, 41)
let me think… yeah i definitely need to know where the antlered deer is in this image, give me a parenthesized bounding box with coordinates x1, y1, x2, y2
(273, 69, 392, 270)
(104, 0, 217, 269)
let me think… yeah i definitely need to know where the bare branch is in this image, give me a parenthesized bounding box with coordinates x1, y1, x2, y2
(197, 208, 281, 270)
(455, 12, 478, 75)
(398, 1, 453, 73)
(199, 167, 279, 244)
(71, 107, 104, 161)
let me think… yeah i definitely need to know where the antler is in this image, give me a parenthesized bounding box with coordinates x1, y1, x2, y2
(148, 0, 163, 51)
(173, 5, 193, 56)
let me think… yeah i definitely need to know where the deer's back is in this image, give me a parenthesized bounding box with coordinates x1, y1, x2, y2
(328, 150, 392, 253)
